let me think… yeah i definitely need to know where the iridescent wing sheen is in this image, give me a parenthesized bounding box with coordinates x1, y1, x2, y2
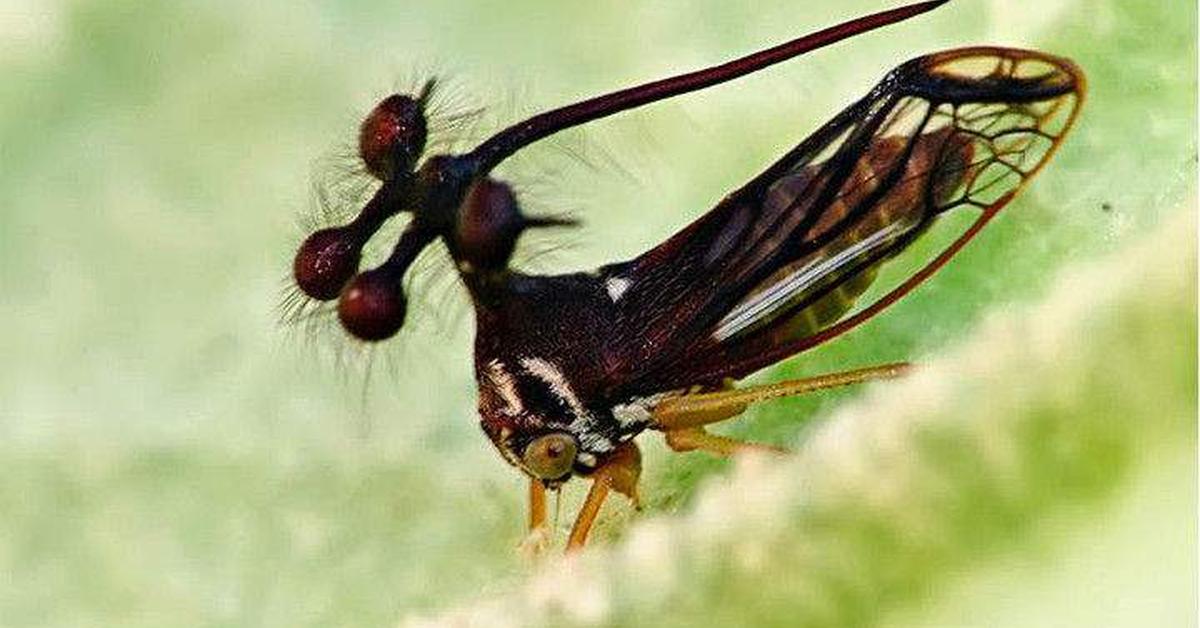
(603, 47, 1085, 398)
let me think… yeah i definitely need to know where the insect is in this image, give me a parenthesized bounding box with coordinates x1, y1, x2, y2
(290, 0, 1084, 551)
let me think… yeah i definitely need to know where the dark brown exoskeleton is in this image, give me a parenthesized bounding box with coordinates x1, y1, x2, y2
(290, 0, 1085, 551)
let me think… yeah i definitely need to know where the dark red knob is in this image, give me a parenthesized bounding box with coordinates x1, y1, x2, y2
(337, 269, 407, 341)
(455, 178, 523, 270)
(359, 94, 428, 181)
(293, 227, 362, 301)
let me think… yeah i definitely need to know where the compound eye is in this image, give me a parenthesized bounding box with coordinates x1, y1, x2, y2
(522, 432, 578, 480)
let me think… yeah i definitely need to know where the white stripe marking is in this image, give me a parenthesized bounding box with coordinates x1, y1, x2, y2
(713, 220, 910, 341)
(521, 357, 588, 419)
(485, 360, 524, 416)
(521, 356, 616, 454)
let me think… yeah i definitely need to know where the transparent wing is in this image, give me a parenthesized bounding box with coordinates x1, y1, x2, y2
(605, 47, 1085, 397)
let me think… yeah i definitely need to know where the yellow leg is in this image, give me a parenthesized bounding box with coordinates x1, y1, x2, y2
(653, 363, 912, 456)
(565, 441, 641, 552)
(652, 362, 912, 431)
(518, 478, 550, 556)
(565, 478, 610, 553)
(663, 426, 787, 456)
(558, 364, 911, 550)
(529, 478, 547, 530)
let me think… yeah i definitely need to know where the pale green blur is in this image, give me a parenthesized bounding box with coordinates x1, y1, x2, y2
(0, 1, 1194, 626)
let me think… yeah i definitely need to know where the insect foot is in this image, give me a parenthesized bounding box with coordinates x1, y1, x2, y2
(517, 524, 551, 559)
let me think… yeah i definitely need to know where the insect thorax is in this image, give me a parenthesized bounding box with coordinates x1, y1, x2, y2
(469, 270, 655, 473)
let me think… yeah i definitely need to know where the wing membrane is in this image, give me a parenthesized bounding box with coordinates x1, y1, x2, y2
(604, 47, 1084, 397)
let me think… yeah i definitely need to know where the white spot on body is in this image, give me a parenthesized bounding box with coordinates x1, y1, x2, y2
(605, 276, 631, 302)
(578, 432, 614, 453)
(611, 392, 674, 428)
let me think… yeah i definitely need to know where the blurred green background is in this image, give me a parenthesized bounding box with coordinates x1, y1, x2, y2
(0, 1, 1194, 627)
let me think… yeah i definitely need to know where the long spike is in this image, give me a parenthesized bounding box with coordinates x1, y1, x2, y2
(523, 216, 579, 229)
(468, 1, 951, 173)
